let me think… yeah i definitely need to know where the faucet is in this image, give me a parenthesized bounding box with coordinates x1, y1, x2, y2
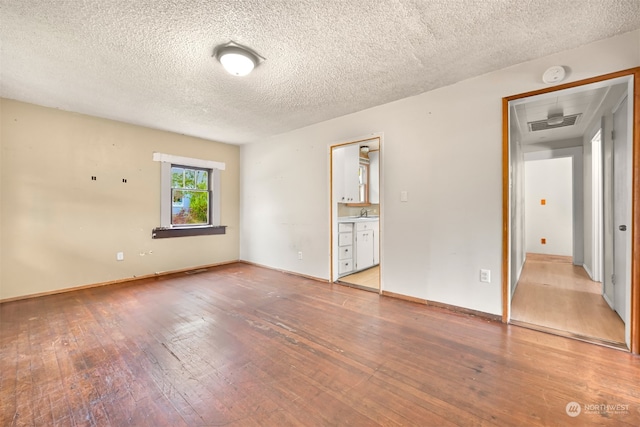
(360, 208, 369, 217)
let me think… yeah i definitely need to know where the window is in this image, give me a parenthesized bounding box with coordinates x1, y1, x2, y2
(171, 166, 209, 225)
(152, 153, 226, 238)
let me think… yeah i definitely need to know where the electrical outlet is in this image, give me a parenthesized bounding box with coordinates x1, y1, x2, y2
(480, 269, 491, 283)
(298, 251, 303, 260)
(116, 252, 124, 261)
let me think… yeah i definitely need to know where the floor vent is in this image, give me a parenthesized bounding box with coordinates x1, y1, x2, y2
(185, 268, 208, 275)
(528, 113, 581, 132)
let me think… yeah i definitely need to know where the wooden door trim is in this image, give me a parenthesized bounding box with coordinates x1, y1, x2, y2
(329, 136, 381, 285)
(502, 67, 640, 354)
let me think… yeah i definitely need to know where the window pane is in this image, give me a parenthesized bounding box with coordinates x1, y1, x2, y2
(171, 190, 209, 225)
(196, 170, 208, 190)
(171, 167, 184, 188)
(172, 190, 184, 207)
(184, 169, 196, 189)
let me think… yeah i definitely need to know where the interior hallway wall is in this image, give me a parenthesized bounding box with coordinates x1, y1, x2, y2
(524, 158, 573, 256)
(240, 30, 640, 316)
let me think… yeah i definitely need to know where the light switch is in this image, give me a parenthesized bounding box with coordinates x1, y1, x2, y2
(400, 191, 408, 202)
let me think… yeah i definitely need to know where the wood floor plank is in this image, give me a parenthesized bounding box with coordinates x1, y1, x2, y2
(340, 265, 380, 290)
(1, 262, 639, 426)
(512, 254, 625, 343)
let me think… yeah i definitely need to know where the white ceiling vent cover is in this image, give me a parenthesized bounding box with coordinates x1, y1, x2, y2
(528, 113, 582, 132)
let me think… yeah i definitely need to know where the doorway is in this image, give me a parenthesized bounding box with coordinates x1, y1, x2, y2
(503, 70, 639, 352)
(330, 136, 382, 292)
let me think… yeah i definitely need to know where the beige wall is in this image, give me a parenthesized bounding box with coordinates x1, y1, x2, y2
(0, 99, 240, 300)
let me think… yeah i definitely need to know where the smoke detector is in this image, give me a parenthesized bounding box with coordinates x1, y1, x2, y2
(542, 66, 566, 84)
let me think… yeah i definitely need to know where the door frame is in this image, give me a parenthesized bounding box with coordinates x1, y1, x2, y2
(588, 126, 604, 283)
(501, 67, 640, 354)
(329, 134, 383, 288)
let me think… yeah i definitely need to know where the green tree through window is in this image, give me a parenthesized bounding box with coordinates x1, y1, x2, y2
(171, 166, 210, 225)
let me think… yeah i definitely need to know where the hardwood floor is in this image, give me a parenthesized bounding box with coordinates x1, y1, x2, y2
(2, 262, 639, 426)
(339, 265, 380, 290)
(511, 253, 625, 345)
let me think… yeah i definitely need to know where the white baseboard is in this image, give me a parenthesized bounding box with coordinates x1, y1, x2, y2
(603, 292, 614, 310)
(583, 264, 595, 281)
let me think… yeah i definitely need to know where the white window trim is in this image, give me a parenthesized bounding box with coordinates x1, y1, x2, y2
(154, 152, 224, 229)
(153, 152, 225, 171)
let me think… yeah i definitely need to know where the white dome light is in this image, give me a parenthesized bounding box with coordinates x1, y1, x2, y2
(547, 112, 564, 126)
(216, 45, 258, 77)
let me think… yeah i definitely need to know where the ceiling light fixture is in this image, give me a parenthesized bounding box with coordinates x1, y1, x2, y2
(547, 112, 564, 126)
(214, 42, 262, 77)
(546, 96, 564, 126)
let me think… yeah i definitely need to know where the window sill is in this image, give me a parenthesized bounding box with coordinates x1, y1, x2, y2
(152, 226, 227, 239)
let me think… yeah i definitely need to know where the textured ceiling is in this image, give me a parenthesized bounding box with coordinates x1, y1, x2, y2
(2, 1, 640, 145)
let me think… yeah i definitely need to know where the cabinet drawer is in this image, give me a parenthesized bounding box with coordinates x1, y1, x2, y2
(338, 260, 353, 274)
(356, 221, 378, 231)
(338, 245, 352, 260)
(338, 223, 353, 232)
(338, 232, 353, 246)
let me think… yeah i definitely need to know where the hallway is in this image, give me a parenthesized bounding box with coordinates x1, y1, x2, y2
(511, 253, 625, 347)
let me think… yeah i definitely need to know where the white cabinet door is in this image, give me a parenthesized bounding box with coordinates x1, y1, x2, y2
(338, 144, 360, 203)
(356, 222, 376, 232)
(338, 223, 353, 233)
(369, 151, 379, 204)
(356, 230, 374, 270)
(332, 146, 345, 203)
(338, 245, 353, 260)
(357, 221, 379, 265)
(338, 232, 353, 246)
(339, 260, 353, 274)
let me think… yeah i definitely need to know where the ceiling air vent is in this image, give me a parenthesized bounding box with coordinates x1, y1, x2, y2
(528, 113, 582, 132)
